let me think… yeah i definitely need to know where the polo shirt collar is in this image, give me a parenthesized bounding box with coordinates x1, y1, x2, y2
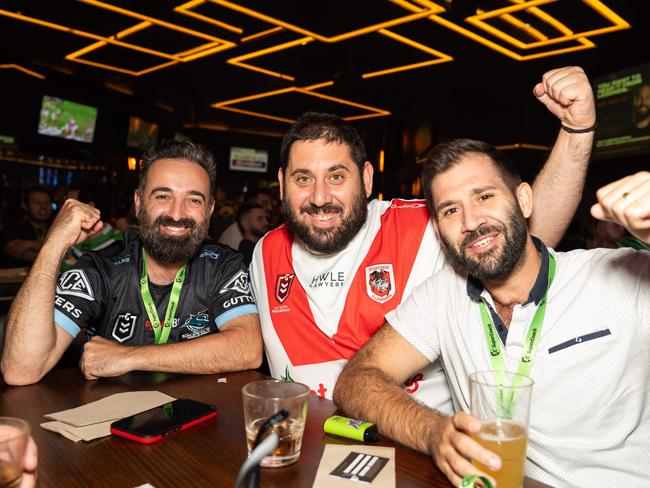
(466, 236, 549, 306)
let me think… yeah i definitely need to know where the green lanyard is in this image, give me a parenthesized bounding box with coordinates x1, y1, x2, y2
(478, 253, 556, 413)
(140, 248, 186, 345)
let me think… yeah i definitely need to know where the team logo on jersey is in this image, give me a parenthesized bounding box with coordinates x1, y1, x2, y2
(219, 270, 250, 294)
(365, 264, 395, 303)
(111, 313, 137, 343)
(56, 269, 95, 301)
(200, 250, 220, 260)
(183, 311, 210, 334)
(275, 274, 295, 303)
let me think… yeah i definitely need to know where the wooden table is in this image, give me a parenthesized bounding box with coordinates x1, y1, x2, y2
(2, 369, 453, 487)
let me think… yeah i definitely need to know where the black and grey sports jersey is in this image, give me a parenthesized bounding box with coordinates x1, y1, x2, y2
(54, 229, 257, 345)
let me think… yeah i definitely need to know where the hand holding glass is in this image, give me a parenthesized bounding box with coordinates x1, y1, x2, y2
(470, 371, 533, 488)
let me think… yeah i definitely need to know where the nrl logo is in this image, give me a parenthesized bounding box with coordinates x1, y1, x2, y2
(111, 313, 137, 343)
(56, 269, 95, 301)
(275, 274, 295, 303)
(365, 264, 395, 304)
(219, 270, 250, 294)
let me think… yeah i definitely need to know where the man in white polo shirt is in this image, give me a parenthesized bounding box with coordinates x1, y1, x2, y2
(333, 140, 650, 487)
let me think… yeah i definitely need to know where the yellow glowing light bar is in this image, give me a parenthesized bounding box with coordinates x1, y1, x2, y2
(241, 27, 284, 43)
(0, 64, 45, 79)
(227, 37, 314, 81)
(183, 122, 285, 138)
(212, 85, 390, 123)
(495, 143, 550, 151)
(104, 81, 134, 95)
(128, 157, 137, 171)
(209, 0, 445, 43)
(378, 192, 384, 201)
(173, 0, 243, 34)
(466, 0, 630, 50)
(379, 149, 385, 173)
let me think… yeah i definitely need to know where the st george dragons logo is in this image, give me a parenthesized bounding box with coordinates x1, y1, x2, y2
(365, 264, 395, 303)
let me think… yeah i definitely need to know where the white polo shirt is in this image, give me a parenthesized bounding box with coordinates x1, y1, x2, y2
(387, 244, 650, 487)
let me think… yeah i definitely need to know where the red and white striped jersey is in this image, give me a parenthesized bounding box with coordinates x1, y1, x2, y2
(250, 199, 453, 412)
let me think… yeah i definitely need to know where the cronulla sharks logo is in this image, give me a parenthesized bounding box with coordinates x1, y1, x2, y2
(365, 264, 395, 303)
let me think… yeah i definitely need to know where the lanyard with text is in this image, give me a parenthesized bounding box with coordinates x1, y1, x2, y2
(478, 252, 556, 413)
(140, 248, 186, 345)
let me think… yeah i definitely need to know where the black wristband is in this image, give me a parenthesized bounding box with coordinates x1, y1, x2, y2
(561, 122, 598, 134)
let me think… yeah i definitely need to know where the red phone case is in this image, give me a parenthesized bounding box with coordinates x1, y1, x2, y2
(110, 410, 217, 444)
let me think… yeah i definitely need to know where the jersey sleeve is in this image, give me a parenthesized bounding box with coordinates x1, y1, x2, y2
(385, 273, 443, 362)
(211, 250, 258, 329)
(53, 254, 106, 337)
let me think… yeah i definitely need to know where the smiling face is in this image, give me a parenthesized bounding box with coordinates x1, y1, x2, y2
(134, 158, 214, 264)
(26, 190, 52, 225)
(430, 153, 531, 281)
(280, 139, 373, 254)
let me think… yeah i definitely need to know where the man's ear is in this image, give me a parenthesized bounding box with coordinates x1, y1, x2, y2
(515, 182, 533, 219)
(278, 168, 284, 201)
(133, 190, 141, 215)
(362, 162, 374, 198)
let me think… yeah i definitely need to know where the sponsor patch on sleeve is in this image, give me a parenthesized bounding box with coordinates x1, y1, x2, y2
(56, 269, 95, 301)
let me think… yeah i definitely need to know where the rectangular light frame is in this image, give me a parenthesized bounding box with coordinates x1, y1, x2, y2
(211, 82, 391, 124)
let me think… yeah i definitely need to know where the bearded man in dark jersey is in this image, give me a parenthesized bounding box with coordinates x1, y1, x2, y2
(2, 141, 261, 385)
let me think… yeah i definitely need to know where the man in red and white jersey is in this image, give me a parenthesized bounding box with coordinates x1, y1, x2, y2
(250, 66, 596, 409)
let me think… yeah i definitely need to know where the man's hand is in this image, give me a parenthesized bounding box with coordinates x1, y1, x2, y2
(46, 199, 103, 250)
(533, 66, 595, 130)
(19, 435, 37, 488)
(428, 412, 499, 487)
(81, 336, 136, 380)
(591, 171, 650, 245)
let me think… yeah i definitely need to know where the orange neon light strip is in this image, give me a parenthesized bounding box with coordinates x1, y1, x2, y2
(208, 0, 445, 43)
(173, 0, 243, 34)
(0, 64, 46, 79)
(212, 85, 390, 124)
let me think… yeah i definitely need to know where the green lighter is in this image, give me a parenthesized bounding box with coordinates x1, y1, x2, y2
(323, 415, 380, 442)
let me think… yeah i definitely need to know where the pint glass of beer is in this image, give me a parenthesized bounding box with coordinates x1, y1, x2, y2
(242, 380, 309, 467)
(0, 418, 30, 487)
(469, 371, 533, 488)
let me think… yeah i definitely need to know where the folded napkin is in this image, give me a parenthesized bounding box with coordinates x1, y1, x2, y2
(41, 391, 175, 442)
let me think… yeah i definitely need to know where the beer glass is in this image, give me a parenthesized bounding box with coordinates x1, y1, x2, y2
(469, 371, 533, 488)
(0, 418, 30, 487)
(242, 380, 309, 467)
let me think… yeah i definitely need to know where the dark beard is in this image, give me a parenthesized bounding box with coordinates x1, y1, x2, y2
(282, 190, 368, 254)
(137, 206, 208, 264)
(441, 202, 528, 281)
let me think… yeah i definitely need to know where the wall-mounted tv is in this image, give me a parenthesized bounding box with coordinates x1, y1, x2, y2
(594, 62, 650, 159)
(229, 147, 268, 173)
(127, 116, 159, 150)
(38, 95, 98, 143)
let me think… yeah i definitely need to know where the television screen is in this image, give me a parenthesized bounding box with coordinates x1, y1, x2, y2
(38, 95, 98, 143)
(594, 62, 650, 159)
(127, 116, 159, 150)
(229, 147, 268, 173)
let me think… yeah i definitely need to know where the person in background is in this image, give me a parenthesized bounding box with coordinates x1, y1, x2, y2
(632, 83, 650, 131)
(218, 189, 273, 249)
(250, 66, 597, 405)
(333, 140, 650, 487)
(236, 203, 270, 265)
(1, 187, 52, 267)
(1, 141, 261, 385)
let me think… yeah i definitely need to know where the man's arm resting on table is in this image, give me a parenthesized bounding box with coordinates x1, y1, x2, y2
(333, 323, 500, 487)
(2, 239, 42, 262)
(80, 312, 263, 379)
(1, 244, 74, 385)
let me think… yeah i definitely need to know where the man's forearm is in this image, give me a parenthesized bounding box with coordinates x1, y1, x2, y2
(333, 365, 444, 455)
(1, 243, 69, 384)
(529, 129, 593, 247)
(124, 314, 262, 374)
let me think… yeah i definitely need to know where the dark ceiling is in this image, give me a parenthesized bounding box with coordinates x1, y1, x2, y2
(1, 0, 648, 146)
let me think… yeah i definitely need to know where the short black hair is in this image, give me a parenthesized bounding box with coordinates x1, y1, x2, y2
(236, 203, 263, 226)
(25, 186, 51, 204)
(421, 139, 521, 215)
(280, 112, 367, 172)
(139, 141, 216, 199)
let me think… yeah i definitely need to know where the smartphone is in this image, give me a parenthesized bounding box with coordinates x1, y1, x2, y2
(110, 398, 217, 444)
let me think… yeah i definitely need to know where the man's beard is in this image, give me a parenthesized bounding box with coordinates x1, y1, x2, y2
(282, 190, 368, 255)
(440, 202, 528, 282)
(137, 206, 208, 264)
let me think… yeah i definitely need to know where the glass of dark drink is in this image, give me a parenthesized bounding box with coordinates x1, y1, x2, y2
(0, 418, 29, 488)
